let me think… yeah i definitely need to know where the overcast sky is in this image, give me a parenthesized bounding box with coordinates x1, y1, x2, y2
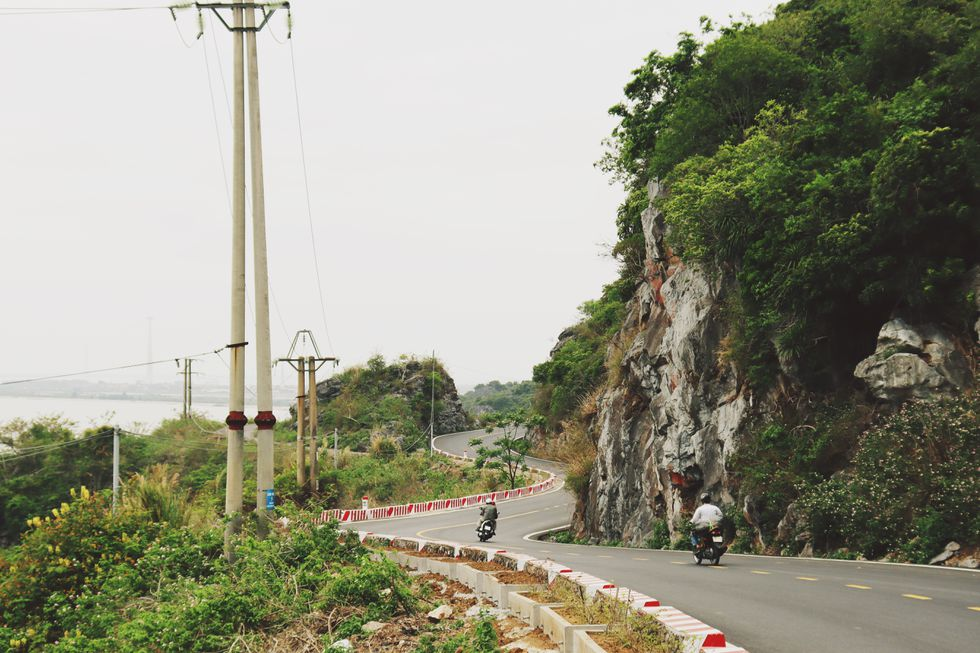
(0, 0, 776, 392)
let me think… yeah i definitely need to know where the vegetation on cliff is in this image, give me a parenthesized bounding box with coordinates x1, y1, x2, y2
(608, 0, 978, 389)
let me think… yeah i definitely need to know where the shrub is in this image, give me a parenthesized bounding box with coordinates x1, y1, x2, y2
(799, 393, 980, 561)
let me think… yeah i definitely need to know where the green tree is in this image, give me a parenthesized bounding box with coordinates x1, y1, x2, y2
(469, 410, 541, 489)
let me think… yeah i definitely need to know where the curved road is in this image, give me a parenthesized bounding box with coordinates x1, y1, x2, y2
(353, 430, 980, 653)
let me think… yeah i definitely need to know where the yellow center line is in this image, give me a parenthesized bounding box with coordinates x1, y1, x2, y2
(846, 584, 872, 590)
(903, 594, 932, 601)
(968, 607, 980, 612)
(670, 561, 686, 565)
(751, 570, 770, 575)
(796, 577, 819, 581)
(708, 565, 727, 569)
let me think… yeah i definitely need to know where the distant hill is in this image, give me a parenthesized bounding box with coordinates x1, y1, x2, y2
(297, 354, 469, 452)
(461, 380, 534, 415)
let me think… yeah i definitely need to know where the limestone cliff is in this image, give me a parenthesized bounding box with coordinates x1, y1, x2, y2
(574, 183, 978, 547)
(575, 180, 764, 544)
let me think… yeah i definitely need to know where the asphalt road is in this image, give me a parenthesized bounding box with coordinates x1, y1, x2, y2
(354, 429, 980, 653)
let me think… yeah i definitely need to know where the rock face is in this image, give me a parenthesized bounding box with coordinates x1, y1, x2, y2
(854, 318, 972, 402)
(576, 181, 766, 545)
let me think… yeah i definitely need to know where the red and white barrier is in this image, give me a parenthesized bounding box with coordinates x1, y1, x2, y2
(314, 462, 557, 524)
(361, 530, 748, 652)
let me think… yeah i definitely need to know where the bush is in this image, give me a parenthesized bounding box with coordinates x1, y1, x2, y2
(799, 393, 980, 561)
(644, 519, 671, 550)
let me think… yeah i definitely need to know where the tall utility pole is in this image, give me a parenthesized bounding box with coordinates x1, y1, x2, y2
(245, 3, 276, 539)
(191, 1, 286, 557)
(224, 1, 248, 561)
(183, 2, 289, 553)
(277, 330, 337, 493)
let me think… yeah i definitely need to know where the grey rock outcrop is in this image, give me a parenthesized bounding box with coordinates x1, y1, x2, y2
(575, 181, 768, 545)
(854, 318, 971, 402)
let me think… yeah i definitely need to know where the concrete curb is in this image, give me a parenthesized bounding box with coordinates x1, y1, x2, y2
(355, 529, 749, 652)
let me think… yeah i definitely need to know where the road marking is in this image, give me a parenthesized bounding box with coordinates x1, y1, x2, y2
(751, 570, 770, 575)
(632, 557, 649, 561)
(846, 584, 872, 590)
(708, 565, 727, 569)
(414, 508, 543, 537)
(902, 594, 932, 601)
(598, 555, 613, 559)
(796, 577, 818, 581)
(968, 607, 980, 612)
(539, 549, 551, 553)
(670, 561, 686, 565)
(565, 552, 580, 557)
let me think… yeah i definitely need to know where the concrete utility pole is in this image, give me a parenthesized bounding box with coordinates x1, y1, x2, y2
(277, 330, 337, 493)
(112, 427, 120, 514)
(333, 427, 338, 469)
(245, 3, 276, 539)
(429, 350, 436, 454)
(308, 356, 318, 491)
(224, 2, 248, 561)
(191, 1, 290, 557)
(296, 357, 306, 488)
(181, 358, 196, 419)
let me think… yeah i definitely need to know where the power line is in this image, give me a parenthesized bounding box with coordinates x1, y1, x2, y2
(0, 348, 224, 387)
(0, 6, 165, 16)
(0, 429, 115, 462)
(288, 37, 335, 356)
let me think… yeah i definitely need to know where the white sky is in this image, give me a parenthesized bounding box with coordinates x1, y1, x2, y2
(0, 0, 776, 391)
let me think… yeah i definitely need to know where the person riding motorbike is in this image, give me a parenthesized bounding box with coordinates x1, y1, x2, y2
(478, 500, 498, 534)
(689, 493, 723, 548)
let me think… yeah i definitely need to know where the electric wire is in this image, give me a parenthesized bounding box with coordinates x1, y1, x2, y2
(288, 37, 335, 355)
(0, 348, 225, 387)
(0, 430, 115, 462)
(0, 6, 165, 16)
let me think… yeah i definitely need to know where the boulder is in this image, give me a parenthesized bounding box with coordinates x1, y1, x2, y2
(426, 604, 453, 622)
(854, 319, 972, 402)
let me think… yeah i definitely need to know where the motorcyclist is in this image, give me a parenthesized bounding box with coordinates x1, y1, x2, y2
(478, 500, 498, 533)
(690, 493, 723, 548)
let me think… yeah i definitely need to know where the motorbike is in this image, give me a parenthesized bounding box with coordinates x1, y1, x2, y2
(693, 526, 726, 565)
(476, 519, 496, 542)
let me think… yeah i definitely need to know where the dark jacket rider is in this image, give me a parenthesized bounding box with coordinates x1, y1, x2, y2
(479, 500, 498, 530)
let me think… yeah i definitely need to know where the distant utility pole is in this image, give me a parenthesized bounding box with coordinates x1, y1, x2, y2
(296, 357, 306, 487)
(429, 350, 436, 454)
(188, 1, 289, 557)
(277, 330, 337, 493)
(112, 427, 120, 514)
(180, 358, 197, 419)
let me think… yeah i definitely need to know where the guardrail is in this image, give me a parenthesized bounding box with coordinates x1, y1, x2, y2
(314, 442, 559, 524)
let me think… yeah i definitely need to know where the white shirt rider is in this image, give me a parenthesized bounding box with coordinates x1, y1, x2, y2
(691, 501, 723, 529)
